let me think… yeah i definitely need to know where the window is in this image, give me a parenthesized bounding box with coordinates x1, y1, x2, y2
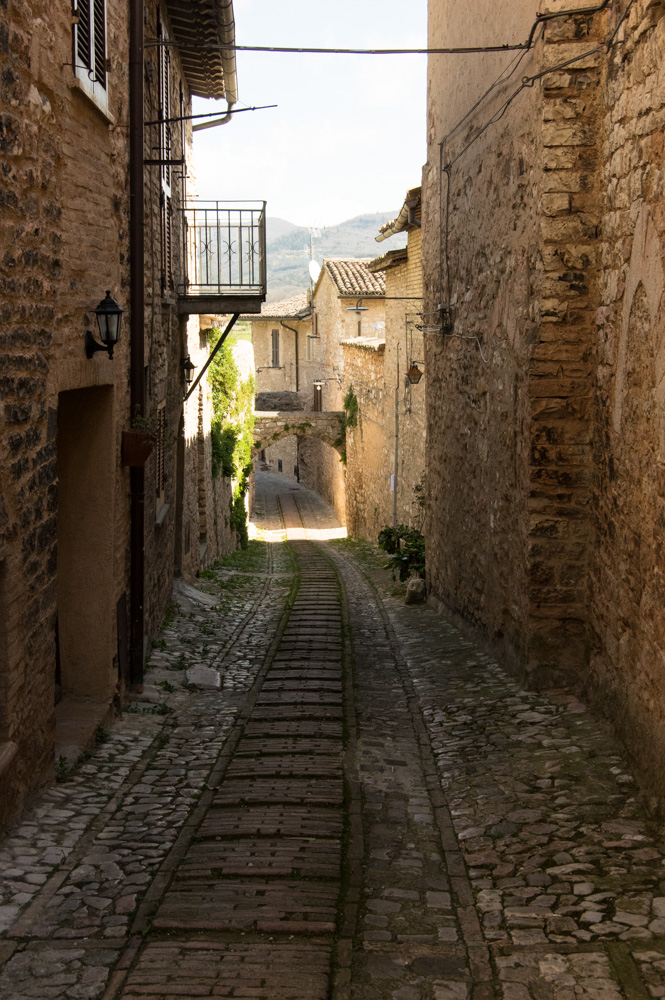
(271, 329, 280, 368)
(306, 336, 313, 362)
(73, 0, 108, 110)
(313, 384, 322, 412)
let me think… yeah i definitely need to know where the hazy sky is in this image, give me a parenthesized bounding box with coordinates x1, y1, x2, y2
(192, 0, 427, 228)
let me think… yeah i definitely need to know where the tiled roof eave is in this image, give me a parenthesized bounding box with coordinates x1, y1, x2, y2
(165, 0, 237, 101)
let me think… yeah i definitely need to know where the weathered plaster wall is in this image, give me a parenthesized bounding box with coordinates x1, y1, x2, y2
(252, 316, 314, 410)
(0, 0, 131, 826)
(589, 1, 665, 800)
(343, 341, 390, 538)
(344, 233, 427, 541)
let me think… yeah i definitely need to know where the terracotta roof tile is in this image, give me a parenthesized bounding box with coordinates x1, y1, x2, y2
(245, 292, 310, 320)
(324, 259, 385, 297)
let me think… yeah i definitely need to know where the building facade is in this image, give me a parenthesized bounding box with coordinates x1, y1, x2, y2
(423, 0, 665, 798)
(0, 0, 264, 831)
(344, 190, 426, 540)
(250, 261, 387, 525)
(1, 0, 133, 826)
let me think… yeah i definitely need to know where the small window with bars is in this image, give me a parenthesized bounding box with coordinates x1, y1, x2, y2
(271, 329, 280, 368)
(155, 402, 167, 507)
(72, 0, 108, 110)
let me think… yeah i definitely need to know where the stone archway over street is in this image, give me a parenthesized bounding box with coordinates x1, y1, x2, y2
(253, 410, 345, 453)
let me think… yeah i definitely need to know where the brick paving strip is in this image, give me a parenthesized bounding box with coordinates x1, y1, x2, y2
(108, 490, 344, 1000)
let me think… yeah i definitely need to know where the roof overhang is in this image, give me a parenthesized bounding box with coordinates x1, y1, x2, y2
(165, 0, 238, 102)
(376, 186, 422, 243)
(368, 248, 408, 273)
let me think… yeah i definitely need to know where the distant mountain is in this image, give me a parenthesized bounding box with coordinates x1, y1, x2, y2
(266, 217, 301, 242)
(264, 212, 407, 303)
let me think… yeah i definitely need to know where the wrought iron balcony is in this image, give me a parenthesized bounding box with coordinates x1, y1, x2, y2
(178, 200, 267, 315)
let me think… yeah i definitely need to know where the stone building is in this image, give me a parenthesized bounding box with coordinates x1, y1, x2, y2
(0, 0, 264, 830)
(248, 292, 312, 481)
(422, 0, 665, 798)
(250, 261, 386, 524)
(344, 189, 426, 540)
(306, 260, 386, 523)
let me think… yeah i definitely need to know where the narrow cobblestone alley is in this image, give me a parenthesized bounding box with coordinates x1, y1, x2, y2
(2, 473, 665, 1000)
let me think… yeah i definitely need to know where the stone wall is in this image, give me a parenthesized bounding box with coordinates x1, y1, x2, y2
(0, 0, 131, 827)
(142, 0, 190, 639)
(298, 438, 347, 525)
(344, 341, 390, 538)
(423, 4, 601, 685)
(589, 0, 665, 800)
(423, 0, 665, 802)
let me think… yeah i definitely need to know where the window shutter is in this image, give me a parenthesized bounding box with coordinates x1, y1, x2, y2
(75, 0, 106, 89)
(156, 404, 166, 501)
(77, 0, 91, 70)
(161, 195, 174, 294)
(158, 14, 171, 190)
(93, 0, 106, 87)
(272, 329, 279, 368)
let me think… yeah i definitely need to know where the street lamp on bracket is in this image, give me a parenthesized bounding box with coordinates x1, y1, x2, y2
(85, 291, 124, 360)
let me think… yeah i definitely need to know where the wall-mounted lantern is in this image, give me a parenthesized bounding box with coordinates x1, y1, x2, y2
(181, 355, 196, 385)
(406, 362, 424, 385)
(85, 291, 124, 360)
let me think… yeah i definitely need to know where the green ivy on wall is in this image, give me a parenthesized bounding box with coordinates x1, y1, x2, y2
(207, 330, 256, 548)
(335, 384, 359, 464)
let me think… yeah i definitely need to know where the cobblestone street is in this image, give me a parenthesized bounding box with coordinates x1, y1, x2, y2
(2, 472, 665, 999)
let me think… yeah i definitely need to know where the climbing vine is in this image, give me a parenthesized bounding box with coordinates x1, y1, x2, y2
(335, 384, 359, 464)
(207, 330, 256, 548)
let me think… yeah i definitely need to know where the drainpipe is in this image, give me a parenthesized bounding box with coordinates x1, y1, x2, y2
(191, 100, 235, 132)
(129, 0, 145, 689)
(280, 321, 299, 393)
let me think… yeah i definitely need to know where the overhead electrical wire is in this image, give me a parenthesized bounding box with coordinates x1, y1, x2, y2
(147, 42, 532, 55)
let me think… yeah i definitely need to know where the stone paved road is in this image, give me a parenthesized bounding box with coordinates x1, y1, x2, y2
(2, 471, 665, 999)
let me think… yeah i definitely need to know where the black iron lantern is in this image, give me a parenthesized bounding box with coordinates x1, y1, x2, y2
(406, 362, 423, 385)
(181, 355, 196, 385)
(85, 291, 124, 360)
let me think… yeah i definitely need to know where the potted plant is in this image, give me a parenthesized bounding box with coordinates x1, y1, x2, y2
(122, 408, 156, 467)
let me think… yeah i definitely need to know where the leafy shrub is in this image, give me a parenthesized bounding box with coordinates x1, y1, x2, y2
(377, 524, 426, 581)
(211, 420, 236, 479)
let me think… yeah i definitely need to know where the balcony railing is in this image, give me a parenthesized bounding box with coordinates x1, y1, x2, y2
(180, 200, 266, 311)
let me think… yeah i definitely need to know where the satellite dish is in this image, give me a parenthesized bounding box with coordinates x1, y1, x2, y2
(309, 259, 321, 283)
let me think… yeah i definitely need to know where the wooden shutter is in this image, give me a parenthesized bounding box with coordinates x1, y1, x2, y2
(76, 0, 91, 70)
(93, 0, 106, 87)
(156, 403, 166, 502)
(161, 194, 174, 294)
(271, 329, 279, 368)
(76, 0, 106, 88)
(158, 12, 171, 191)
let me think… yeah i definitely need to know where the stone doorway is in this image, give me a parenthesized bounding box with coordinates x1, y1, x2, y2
(56, 386, 116, 703)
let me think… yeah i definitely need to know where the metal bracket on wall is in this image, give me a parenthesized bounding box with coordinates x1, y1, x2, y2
(183, 313, 240, 402)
